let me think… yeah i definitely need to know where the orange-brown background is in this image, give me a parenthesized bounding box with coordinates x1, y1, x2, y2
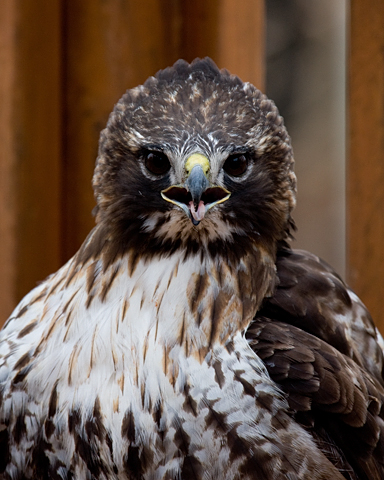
(0, 1, 383, 332)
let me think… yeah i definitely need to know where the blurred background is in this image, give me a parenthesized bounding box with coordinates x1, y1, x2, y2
(1, 0, 383, 329)
(266, 0, 346, 276)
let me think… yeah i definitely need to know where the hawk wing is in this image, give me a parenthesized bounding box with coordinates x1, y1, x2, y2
(258, 248, 384, 380)
(248, 248, 384, 479)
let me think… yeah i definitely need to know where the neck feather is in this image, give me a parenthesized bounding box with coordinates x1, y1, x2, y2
(69, 238, 276, 359)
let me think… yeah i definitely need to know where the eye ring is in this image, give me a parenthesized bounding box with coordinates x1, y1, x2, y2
(144, 151, 171, 176)
(223, 153, 249, 177)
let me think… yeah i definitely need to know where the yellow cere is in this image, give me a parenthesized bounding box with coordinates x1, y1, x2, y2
(185, 153, 210, 176)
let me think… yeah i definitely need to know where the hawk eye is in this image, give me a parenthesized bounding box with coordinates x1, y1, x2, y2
(144, 151, 171, 175)
(223, 153, 248, 177)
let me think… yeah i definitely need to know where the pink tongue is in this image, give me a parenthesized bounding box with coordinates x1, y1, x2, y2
(189, 200, 206, 222)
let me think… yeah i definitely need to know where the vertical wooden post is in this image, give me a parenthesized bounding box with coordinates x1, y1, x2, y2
(216, 0, 264, 89)
(348, 1, 384, 331)
(0, 1, 17, 321)
(180, 0, 264, 89)
(0, 0, 62, 321)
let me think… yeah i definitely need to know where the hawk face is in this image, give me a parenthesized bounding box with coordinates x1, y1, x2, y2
(91, 58, 296, 264)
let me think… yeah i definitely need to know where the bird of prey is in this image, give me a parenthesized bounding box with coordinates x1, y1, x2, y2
(1, 58, 383, 480)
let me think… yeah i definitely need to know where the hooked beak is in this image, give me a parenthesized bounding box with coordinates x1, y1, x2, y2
(161, 153, 231, 225)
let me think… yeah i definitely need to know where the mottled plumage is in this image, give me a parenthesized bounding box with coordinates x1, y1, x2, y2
(0, 58, 383, 480)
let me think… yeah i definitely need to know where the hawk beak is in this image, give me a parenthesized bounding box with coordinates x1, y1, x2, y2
(161, 153, 231, 226)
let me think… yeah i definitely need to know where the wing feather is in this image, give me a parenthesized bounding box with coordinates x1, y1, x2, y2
(248, 248, 384, 479)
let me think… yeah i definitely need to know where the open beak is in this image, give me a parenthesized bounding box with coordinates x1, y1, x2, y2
(161, 153, 230, 225)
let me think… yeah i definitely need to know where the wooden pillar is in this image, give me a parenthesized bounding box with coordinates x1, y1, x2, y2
(0, 0, 62, 321)
(348, 0, 384, 331)
(180, 0, 264, 88)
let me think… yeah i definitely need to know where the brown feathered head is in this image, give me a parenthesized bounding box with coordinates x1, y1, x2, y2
(91, 58, 296, 262)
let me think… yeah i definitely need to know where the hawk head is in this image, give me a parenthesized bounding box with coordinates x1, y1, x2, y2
(90, 58, 296, 264)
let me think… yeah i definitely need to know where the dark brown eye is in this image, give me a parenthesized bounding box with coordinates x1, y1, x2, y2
(145, 151, 171, 175)
(223, 154, 248, 177)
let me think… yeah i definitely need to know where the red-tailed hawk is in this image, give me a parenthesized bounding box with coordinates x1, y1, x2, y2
(0, 58, 383, 480)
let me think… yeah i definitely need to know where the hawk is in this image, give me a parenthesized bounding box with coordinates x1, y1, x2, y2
(0, 58, 383, 480)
